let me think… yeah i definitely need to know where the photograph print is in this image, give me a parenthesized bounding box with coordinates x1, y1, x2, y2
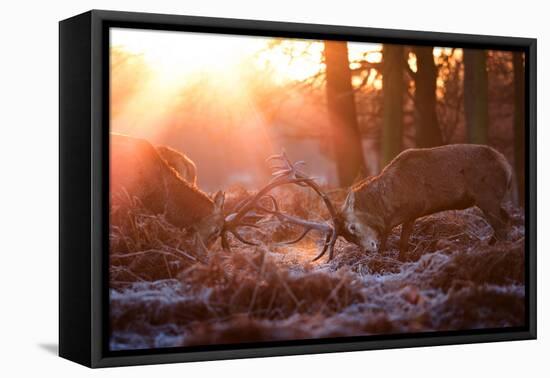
(108, 27, 527, 351)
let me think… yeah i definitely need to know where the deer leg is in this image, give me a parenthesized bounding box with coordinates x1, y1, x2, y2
(399, 220, 415, 261)
(477, 199, 510, 242)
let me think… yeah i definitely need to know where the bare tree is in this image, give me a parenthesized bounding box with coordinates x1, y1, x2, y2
(410, 46, 443, 148)
(324, 40, 365, 186)
(434, 48, 464, 144)
(381, 44, 405, 166)
(464, 49, 489, 144)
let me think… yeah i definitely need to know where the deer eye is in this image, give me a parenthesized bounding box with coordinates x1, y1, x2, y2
(347, 224, 357, 234)
(212, 226, 221, 235)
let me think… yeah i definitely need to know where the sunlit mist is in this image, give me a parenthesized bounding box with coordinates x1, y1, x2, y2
(110, 29, 470, 191)
(110, 29, 386, 189)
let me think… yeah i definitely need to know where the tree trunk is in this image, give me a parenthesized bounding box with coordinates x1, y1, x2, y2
(513, 51, 525, 207)
(464, 49, 489, 144)
(412, 46, 443, 147)
(381, 44, 404, 166)
(324, 41, 365, 186)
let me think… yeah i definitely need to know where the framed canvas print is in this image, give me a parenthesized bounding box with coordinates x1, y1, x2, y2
(59, 10, 536, 368)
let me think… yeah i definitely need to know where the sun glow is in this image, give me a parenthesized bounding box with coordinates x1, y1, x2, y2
(111, 28, 268, 84)
(254, 40, 325, 83)
(110, 29, 394, 144)
(111, 29, 385, 96)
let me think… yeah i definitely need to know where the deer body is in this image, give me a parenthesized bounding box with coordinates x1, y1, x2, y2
(110, 134, 224, 244)
(339, 144, 513, 259)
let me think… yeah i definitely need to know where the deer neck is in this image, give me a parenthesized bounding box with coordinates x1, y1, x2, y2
(354, 178, 390, 232)
(162, 169, 214, 227)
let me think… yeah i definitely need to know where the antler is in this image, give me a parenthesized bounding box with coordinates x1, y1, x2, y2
(222, 170, 313, 252)
(222, 151, 340, 262)
(251, 194, 331, 244)
(264, 151, 340, 261)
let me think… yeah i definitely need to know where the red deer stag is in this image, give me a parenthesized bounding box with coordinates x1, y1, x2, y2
(111, 133, 224, 247)
(111, 134, 267, 250)
(110, 134, 324, 253)
(338, 144, 513, 260)
(261, 145, 513, 261)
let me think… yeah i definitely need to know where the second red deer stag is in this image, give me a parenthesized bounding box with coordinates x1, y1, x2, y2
(264, 145, 513, 262)
(338, 144, 513, 259)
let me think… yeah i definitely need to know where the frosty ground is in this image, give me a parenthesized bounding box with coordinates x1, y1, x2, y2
(109, 186, 525, 350)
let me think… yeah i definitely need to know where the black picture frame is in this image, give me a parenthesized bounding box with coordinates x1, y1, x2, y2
(59, 9, 537, 368)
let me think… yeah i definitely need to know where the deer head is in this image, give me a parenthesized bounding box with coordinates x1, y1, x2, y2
(194, 190, 226, 246)
(338, 191, 381, 253)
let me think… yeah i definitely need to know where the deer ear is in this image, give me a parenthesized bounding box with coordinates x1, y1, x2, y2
(213, 190, 225, 210)
(344, 191, 355, 211)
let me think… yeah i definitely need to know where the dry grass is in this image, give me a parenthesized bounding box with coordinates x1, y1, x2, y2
(109, 186, 526, 351)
